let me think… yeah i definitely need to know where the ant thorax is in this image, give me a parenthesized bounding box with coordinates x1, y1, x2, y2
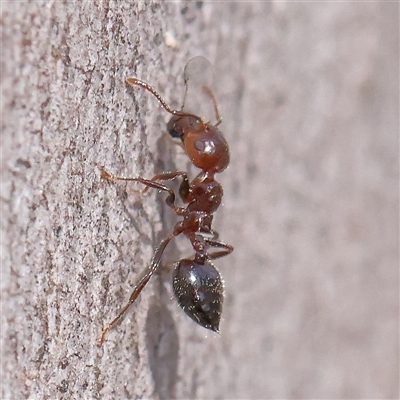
(186, 172, 223, 214)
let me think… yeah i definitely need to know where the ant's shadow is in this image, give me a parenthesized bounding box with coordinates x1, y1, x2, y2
(145, 283, 179, 400)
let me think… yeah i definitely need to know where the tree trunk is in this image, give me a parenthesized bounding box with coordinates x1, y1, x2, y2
(1, 1, 398, 399)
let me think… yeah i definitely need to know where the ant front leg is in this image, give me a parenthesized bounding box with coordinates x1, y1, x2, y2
(98, 233, 174, 345)
(202, 85, 222, 126)
(100, 168, 186, 214)
(140, 171, 190, 202)
(204, 237, 234, 260)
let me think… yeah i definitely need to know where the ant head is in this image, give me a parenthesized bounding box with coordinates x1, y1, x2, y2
(167, 115, 230, 173)
(126, 77, 229, 173)
(172, 258, 223, 333)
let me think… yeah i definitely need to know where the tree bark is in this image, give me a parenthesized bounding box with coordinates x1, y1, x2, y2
(1, 1, 398, 399)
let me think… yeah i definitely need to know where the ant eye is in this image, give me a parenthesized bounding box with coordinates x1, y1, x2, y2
(167, 116, 184, 139)
(167, 115, 203, 141)
(173, 259, 223, 332)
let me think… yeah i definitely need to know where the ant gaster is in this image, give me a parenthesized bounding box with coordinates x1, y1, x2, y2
(98, 57, 233, 345)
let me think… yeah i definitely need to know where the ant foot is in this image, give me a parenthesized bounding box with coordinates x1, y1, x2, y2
(100, 167, 113, 181)
(96, 335, 104, 347)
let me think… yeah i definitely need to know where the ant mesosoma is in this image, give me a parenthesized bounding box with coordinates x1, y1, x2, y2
(98, 57, 233, 345)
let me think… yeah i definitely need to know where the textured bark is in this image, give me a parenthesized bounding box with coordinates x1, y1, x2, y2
(1, 1, 398, 399)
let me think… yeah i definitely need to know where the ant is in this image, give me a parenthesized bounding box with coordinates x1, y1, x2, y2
(98, 57, 233, 345)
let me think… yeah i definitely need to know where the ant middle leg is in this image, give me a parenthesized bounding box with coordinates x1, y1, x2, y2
(204, 237, 234, 260)
(185, 233, 232, 263)
(199, 229, 220, 240)
(100, 168, 186, 214)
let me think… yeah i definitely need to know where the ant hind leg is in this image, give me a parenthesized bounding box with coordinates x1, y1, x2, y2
(98, 233, 174, 345)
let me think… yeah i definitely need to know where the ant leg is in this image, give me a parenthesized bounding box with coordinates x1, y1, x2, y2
(210, 230, 220, 240)
(199, 227, 219, 240)
(101, 168, 185, 213)
(187, 233, 232, 263)
(204, 238, 234, 260)
(140, 171, 190, 201)
(98, 233, 174, 345)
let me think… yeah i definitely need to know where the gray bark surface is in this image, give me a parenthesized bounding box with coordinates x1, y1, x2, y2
(1, 1, 398, 399)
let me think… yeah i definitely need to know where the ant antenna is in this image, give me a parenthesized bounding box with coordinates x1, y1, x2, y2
(127, 78, 200, 120)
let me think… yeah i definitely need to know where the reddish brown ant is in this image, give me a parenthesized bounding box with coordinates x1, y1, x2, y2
(98, 57, 233, 345)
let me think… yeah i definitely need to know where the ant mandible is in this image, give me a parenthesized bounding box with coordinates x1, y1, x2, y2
(98, 57, 233, 345)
